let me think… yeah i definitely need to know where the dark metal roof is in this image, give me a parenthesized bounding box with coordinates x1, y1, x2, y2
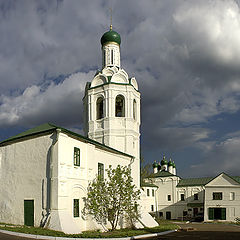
(148, 170, 176, 178)
(177, 177, 214, 187)
(0, 123, 133, 158)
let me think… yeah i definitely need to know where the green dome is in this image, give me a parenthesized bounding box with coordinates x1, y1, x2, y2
(168, 159, 174, 167)
(152, 161, 158, 168)
(101, 29, 121, 46)
(161, 156, 168, 165)
(173, 162, 176, 168)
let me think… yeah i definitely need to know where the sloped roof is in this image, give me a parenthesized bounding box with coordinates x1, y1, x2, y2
(177, 177, 214, 187)
(0, 123, 133, 158)
(140, 181, 158, 188)
(231, 176, 240, 184)
(205, 172, 240, 186)
(0, 123, 56, 144)
(148, 170, 176, 178)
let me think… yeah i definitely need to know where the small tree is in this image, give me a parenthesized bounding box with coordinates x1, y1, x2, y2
(83, 165, 141, 231)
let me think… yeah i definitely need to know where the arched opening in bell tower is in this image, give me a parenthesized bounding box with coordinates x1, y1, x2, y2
(115, 95, 125, 117)
(96, 97, 104, 119)
(133, 99, 137, 120)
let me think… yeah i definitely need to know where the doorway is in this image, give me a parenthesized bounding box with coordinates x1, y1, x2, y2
(166, 211, 171, 220)
(208, 208, 226, 220)
(24, 200, 34, 226)
(193, 208, 198, 217)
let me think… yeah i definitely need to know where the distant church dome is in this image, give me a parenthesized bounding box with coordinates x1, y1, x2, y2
(168, 159, 174, 167)
(161, 156, 168, 165)
(152, 161, 158, 168)
(101, 26, 121, 46)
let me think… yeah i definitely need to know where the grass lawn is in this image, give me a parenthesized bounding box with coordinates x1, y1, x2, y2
(0, 221, 179, 238)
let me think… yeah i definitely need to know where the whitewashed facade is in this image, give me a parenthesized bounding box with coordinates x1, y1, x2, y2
(0, 128, 135, 233)
(204, 173, 240, 222)
(0, 26, 158, 233)
(144, 162, 240, 222)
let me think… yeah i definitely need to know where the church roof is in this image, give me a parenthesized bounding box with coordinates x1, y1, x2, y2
(0, 123, 133, 158)
(140, 181, 158, 188)
(177, 177, 214, 187)
(101, 29, 121, 46)
(148, 170, 176, 178)
(177, 173, 240, 187)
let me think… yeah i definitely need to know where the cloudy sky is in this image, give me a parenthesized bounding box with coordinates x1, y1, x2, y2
(1, 0, 240, 178)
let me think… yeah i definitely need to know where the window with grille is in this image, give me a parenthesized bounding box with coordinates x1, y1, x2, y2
(213, 192, 222, 200)
(73, 199, 79, 217)
(98, 163, 104, 179)
(74, 147, 80, 166)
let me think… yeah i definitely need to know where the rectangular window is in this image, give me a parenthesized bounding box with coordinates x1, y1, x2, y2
(152, 189, 155, 197)
(159, 211, 163, 217)
(230, 192, 235, 201)
(167, 195, 171, 201)
(98, 163, 104, 179)
(181, 194, 185, 201)
(151, 205, 154, 211)
(147, 189, 150, 196)
(74, 147, 80, 166)
(213, 192, 222, 200)
(73, 199, 79, 217)
(194, 193, 199, 200)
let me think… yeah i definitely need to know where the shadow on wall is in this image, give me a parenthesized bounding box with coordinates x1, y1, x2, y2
(40, 132, 58, 227)
(151, 190, 204, 221)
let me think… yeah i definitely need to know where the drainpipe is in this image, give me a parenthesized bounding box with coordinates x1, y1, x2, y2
(41, 129, 60, 227)
(49, 129, 61, 211)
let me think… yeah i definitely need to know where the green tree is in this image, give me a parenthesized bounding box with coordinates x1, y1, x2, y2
(140, 155, 152, 179)
(83, 165, 141, 231)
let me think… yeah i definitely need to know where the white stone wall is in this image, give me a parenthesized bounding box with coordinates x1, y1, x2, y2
(0, 131, 134, 234)
(0, 133, 54, 226)
(84, 73, 141, 188)
(141, 187, 157, 213)
(204, 174, 240, 222)
(53, 132, 133, 233)
(102, 43, 120, 68)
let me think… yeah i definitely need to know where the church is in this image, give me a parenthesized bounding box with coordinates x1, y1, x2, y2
(1, 25, 240, 234)
(0, 26, 157, 234)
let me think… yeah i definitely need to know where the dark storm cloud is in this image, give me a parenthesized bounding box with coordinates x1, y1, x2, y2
(190, 131, 240, 177)
(1, 0, 240, 176)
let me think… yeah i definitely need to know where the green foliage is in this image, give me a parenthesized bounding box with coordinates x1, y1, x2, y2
(235, 217, 240, 224)
(83, 165, 141, 231)
(0, 223, 179, 238)
(140, 155, 152, 179)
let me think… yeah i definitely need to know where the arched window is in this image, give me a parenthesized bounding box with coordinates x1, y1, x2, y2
(133, 99, 137, 120)
(111, 49, 114, 65)
(115, 95, 125, 117)
(96, 97, 104, 119)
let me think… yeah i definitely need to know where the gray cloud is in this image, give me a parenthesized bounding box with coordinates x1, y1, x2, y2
(1, 0, 240, 177)
(190, 132, 240, 177)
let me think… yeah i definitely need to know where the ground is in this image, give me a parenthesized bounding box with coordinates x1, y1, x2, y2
(154, 222, 240, 240)
(1, 222, 240, 239)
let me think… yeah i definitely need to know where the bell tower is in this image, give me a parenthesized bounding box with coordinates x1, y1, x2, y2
(83, 26, 141, 187)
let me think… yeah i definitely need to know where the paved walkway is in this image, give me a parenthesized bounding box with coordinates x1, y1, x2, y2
(151, 222, 240, 240)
